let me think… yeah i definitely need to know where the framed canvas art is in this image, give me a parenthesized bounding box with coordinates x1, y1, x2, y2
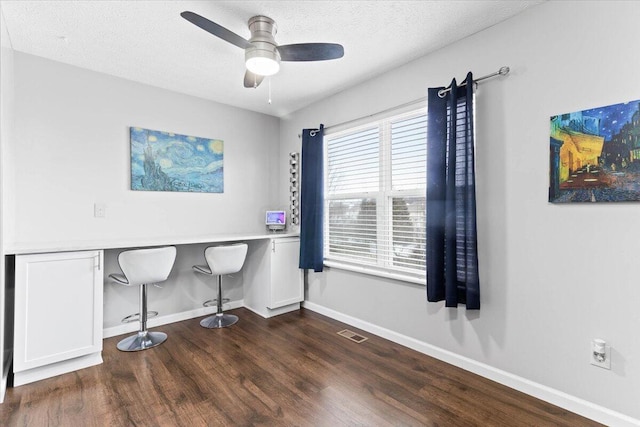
(549, 100, 640, 202)
(130, 127, 224, 193)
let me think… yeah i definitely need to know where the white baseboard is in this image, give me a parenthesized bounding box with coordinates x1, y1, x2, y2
(243, 302, 302, 319)
(13, 352, 103, 387)
(302, 301, 640, 427)
(103, 300, 245, 339)
(0, 371, 5, 404)
(0, 351, 11, 403)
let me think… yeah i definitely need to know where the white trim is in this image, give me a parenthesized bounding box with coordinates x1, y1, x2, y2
(103, 300, 244, 339)
(0, 370, 6, 403)
(302, 301, 640, 427)
(0, 350, 10, 403)
(324, 99, 426, 136)
(324, 108, 427, 281)
(243, 302, 302, 319)
(13, 352, 103, 387)
(323, 260, 425, 286)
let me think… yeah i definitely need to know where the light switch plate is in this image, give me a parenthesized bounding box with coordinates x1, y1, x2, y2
(94, 203, 106, 218)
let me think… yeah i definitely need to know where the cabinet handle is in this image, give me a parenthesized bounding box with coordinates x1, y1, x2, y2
(272, 241, 276, 252)
(95, 253, 101, 271)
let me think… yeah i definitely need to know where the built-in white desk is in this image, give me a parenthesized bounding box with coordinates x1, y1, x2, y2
(5, 231, 300, 254)
(6, 232, 302, 386)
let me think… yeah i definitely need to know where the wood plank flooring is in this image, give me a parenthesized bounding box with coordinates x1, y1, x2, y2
(0, 308, 601, 426)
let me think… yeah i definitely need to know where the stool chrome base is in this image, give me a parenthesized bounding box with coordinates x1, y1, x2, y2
(117, 330, 167, 352)
(200, 313, 238, 329)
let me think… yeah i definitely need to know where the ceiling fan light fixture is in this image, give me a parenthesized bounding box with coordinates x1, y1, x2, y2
(245, 48, 280, 76)
(246, 56, 280, 76)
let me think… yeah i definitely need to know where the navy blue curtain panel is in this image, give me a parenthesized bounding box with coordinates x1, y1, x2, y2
(426, 73, 480, 309)
(299, 125, 325, 272)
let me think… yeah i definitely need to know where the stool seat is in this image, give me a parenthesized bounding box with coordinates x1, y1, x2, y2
(109, 273, 128, 285)
(193, 265, 212, 275)
(109, 246, 176, 351)
(193, 243, 248, 329)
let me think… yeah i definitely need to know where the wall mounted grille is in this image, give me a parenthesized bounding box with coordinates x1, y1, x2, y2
(289, 152, 300, 226)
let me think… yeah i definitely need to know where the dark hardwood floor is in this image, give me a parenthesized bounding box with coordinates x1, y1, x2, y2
(0, 308, 601, 426)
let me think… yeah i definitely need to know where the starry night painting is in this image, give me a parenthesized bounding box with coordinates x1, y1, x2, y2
(549, 99, 640, 203)
(130, 127, 223, 193)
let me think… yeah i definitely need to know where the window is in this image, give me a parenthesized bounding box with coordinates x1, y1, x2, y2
(324, 108, 427, 283)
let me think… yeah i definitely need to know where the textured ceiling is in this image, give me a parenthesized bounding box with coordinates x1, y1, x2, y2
(0, 1, 543, 117)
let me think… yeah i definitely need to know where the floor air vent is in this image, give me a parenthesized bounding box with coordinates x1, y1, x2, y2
(337, 329, 368, 343)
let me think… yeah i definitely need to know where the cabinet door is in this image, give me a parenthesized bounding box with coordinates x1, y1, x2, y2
(269, 238, 303, 309)
(14, 250, 103, 372)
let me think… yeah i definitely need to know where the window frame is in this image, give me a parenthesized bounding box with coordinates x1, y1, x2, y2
(323, 107, 427, 285)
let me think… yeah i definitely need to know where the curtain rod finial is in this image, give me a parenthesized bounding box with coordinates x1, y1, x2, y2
(499, 66, 510, 75)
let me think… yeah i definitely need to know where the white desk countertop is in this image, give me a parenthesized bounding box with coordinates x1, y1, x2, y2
(5, 232, 300, 255)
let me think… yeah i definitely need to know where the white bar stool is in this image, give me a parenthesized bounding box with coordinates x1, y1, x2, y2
(193, 243, 248, 328)
(109, 246, 177, 351)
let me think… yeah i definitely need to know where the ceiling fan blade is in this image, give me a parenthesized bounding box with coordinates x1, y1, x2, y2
(277, 43, 344, 62)
(181, 11, 253, 50)
(244, 70, 264, 88)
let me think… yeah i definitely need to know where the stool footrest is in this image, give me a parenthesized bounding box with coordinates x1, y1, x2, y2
(121, 311, 158, 324)
(202, 298, 230, 308)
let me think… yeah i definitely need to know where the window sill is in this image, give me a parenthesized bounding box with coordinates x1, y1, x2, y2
(323, 260, 425, 286)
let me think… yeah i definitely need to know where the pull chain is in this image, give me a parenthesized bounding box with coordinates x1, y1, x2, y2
(268, 78, 272, 104)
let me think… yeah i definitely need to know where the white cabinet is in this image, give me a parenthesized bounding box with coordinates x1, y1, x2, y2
(269, 238, 303, 309)
(244, 237, 303, 318)
(14, 250, 104, 386)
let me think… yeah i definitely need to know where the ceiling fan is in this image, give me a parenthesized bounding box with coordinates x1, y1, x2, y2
(181, 11, 344, 88)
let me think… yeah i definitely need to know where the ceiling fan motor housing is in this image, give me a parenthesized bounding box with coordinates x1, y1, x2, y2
(245, 15, 281, 76)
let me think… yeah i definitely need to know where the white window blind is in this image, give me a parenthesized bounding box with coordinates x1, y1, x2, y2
(324, 109, 427, 281)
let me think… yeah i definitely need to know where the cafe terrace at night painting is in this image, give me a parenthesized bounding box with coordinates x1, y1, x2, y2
(549, 99, 640, 203)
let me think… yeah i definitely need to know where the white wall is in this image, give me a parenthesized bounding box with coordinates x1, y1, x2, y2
(7, 53, 281, 247)
(280, 1, 640, 424)
(7, 52, 282, 332)
(0, 5, 14, 403)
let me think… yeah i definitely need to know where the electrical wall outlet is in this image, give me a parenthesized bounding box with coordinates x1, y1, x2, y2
(94, 203, 106, 218)
(590, 339, 611, 370)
